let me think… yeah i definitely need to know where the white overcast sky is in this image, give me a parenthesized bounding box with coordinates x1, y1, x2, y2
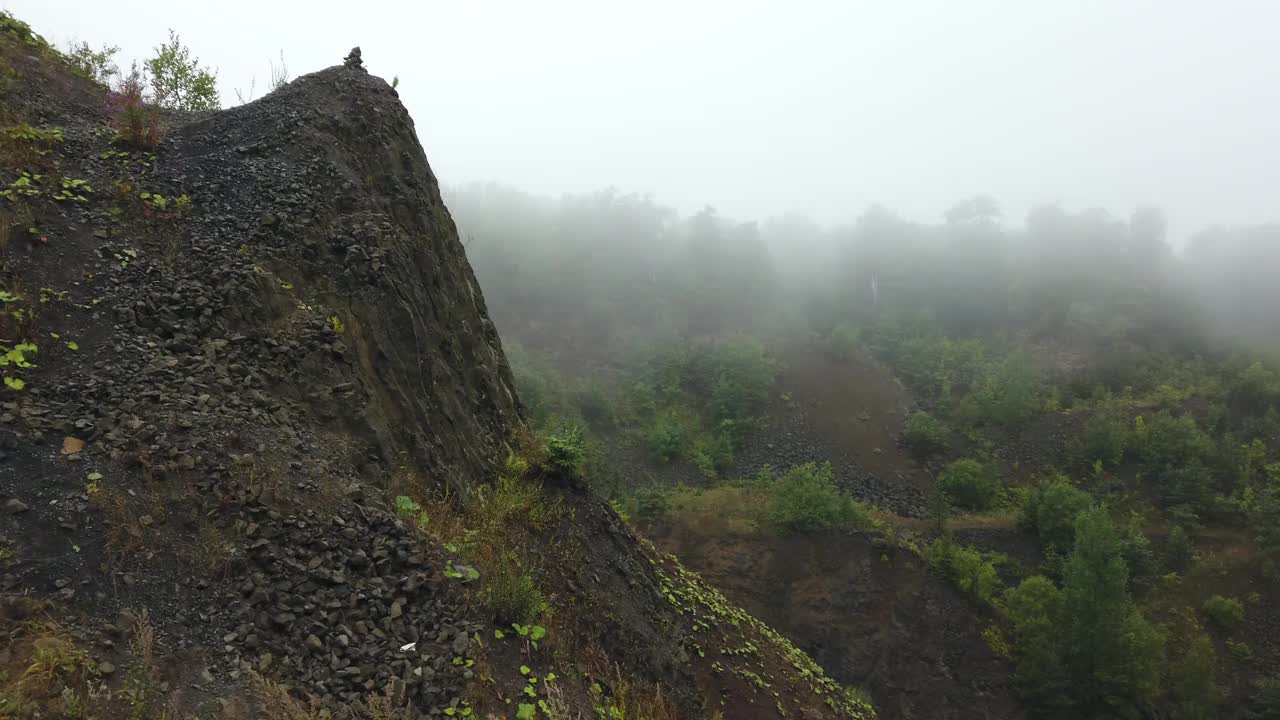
(7, 1, 1280, 242)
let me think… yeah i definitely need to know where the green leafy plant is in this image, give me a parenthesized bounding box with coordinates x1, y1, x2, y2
(544, 424, 586, 478)
(480, 554, 546, 625)
(903, 412, 947, 456)
(2, 171, 42, 199)
(1202, 595, 1245, 629)
(52, 177, 92, 202)
(829, 322, 861, 359)
(927, 537, 1003, 602)
(1021, 473, 1091, 551)
(1, 341, 36, 392)
(939, 459, 1001, 511)
(394, 495, 430, 530)
(764, 462, 870, 533)
(644, 411, 686, 462)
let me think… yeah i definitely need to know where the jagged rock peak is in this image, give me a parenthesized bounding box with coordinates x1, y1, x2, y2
(343, 46, 365, 71)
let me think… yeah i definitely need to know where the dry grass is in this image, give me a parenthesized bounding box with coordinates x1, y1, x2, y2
(91, 489, 146, 562)
(0, 602, 93, 719)
(121, 608, 162, 718)
(242, 672, 413, 720)
(246, 673, 329, 720)
(666, 485, 766, 535)
(587, 662, 678, 720)
(193, 524, 233, 577)
(396, 451, 561, 624)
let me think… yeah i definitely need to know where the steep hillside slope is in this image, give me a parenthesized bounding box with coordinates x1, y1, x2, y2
(0, 16, 872, 720)
(648, 524, 1023, 720)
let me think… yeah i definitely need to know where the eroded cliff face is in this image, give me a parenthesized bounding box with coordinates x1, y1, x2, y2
(2, 43, 526, 714)
(169, 59, 523, 495)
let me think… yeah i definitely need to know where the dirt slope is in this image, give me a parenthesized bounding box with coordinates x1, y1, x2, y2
(730, 343, 929, 515)
(647, 523, 1025, 720)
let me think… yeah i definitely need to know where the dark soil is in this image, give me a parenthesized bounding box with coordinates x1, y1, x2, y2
(730, 343, 929, 516)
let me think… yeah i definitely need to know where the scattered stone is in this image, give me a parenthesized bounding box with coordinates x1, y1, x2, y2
(4, 499, 28, 514)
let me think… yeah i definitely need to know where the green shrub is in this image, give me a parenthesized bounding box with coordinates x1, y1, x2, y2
(574, 380, 616, 427)
(544, 424, 586, 478)
(1117, 517, 1157, 589)
(1167, 634, 1222, 720)
(690, 425, 735, 478)
(644, 412, 686, 462)
(707, 335, 778, 423)
(1160, 462, 1215, 512)
(765, 462, 870, 533)
(1136, 411, 1215, 475)
(888, 334, 986, 402)
(903, 412, 947, 457)
(630, 486, 674, 523)
(1202, 595, 1245, 629)
(1164, 525, 1196, 571)
(1021, 473, 1091, 551)
(829, 323, 861, 359)
(1226, 639, 1252, 662)
(1250, 464, 1280, 551)
(940, 459, 1001, 511)
(1073, 409, 1132, 469)
(1131, 411, 1216, 513)
(927, 538, 1003, 602)
(1001, 575, 1067, 705)
(480, 554, 547, 624)
(967, 356, 1042, 428)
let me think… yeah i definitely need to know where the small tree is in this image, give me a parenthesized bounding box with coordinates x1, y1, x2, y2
(1061, 507, 1165, 715)
(146, 30, 220, 111)
(1167, 634, 1222, 720)
(904, 412, 947, 457)
(1021, 473, 1091, 551)
(939, 459, 1000, 511)
(105, 63, 160, 147)
(1002, 575, 1068, 707)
